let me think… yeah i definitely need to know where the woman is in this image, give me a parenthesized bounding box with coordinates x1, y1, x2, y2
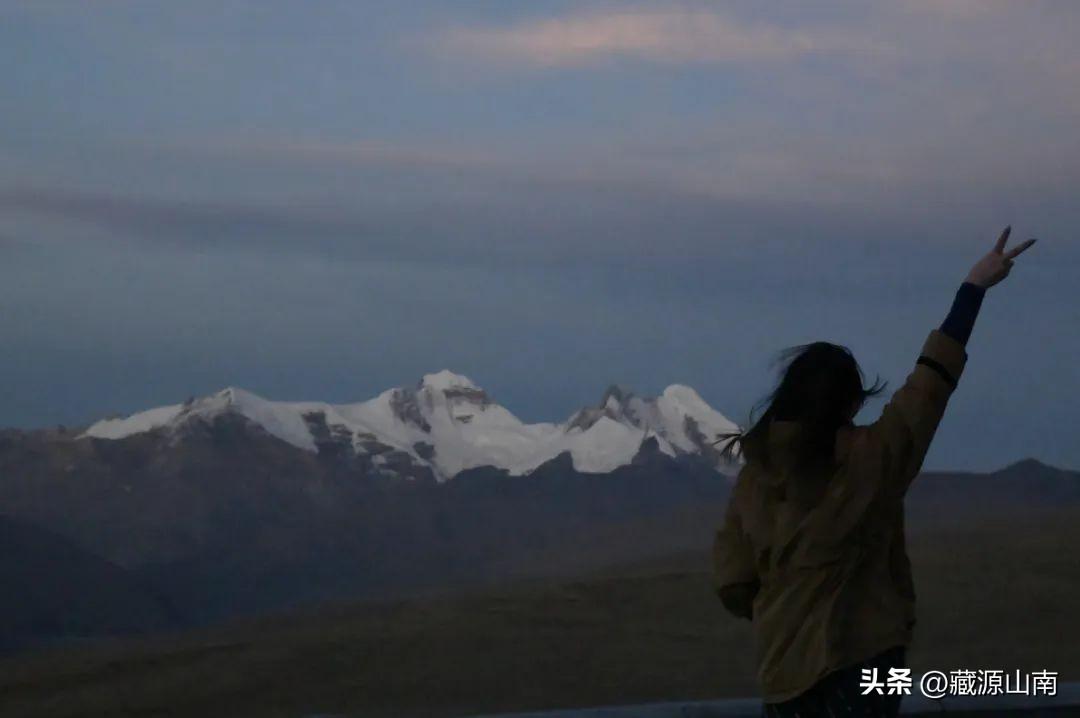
(712, 227, 1038, 717)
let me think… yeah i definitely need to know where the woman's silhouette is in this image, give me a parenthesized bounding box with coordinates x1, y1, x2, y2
(712, 228, 1038, 717)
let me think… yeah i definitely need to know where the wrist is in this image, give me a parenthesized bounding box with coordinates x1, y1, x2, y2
(960, 279, 988, 293)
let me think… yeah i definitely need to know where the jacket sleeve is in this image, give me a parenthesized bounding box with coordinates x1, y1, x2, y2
(713, 488, 759, 620)
(865, 328, 969, 497)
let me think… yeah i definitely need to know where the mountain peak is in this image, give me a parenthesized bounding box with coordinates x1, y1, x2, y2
(600, 384, 634, 407)
(419, 370, 479, 392)
(82, 372, 742, 479)
(995, 457, 1068, 476)
(215, 386, 245, 404)
(661, 383, 703, 402)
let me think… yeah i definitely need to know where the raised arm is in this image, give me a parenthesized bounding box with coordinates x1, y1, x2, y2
(866, 227, 1037, 497)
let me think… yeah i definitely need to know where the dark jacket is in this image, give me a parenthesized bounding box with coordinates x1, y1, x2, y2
(713, 328, 968, 702)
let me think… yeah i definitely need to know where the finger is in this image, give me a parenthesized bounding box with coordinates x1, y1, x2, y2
(993, 225, 1011, 253)
(1004, 238, 1037, 260)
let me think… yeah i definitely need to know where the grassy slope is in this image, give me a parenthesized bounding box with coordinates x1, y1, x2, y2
(1, 510, 1077, 718)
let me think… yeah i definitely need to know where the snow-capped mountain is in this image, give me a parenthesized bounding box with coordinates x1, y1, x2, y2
(82, 370, 742, 480)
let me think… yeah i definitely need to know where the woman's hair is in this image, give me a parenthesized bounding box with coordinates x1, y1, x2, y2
(716, 341, 887, 478)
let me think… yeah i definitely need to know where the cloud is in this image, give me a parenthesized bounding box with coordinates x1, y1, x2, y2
(152, 136, 503, 174)
(897, 0, 1018, 19)
(7, 108, 1074, 273)
(0, 186, 352, 238)
(438, 9, 890, 68)
(0, 187, 407, 260)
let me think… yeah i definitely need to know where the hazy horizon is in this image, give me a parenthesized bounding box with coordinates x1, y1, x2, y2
(2, 1, 1077, 472)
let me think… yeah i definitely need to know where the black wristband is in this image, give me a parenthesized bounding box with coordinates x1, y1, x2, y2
(940, 282, 986, 346)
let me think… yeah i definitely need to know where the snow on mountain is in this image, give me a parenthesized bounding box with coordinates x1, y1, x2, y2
(82, 372, 742, 480)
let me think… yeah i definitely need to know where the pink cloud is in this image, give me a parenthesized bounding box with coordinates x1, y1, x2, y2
(439, 9, 890, 68)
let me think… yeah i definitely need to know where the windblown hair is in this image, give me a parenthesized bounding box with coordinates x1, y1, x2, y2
(716, 341, 887, 479)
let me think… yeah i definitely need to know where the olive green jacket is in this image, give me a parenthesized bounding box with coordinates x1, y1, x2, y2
(713, 328, 968, 703)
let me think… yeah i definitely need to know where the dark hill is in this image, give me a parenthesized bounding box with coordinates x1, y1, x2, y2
(0, 514, 180, 653)
(1, 508, 1076, 718)
(1, 420, 1077, 651)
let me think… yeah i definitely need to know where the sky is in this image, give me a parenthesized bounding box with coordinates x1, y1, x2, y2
(1, 0, 1077, 472)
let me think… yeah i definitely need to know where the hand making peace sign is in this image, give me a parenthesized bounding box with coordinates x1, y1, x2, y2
(965, 226, 1038, 288)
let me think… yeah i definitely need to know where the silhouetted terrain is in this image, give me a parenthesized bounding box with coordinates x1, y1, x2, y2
(0, 420, 731, 631)
(905, 457, 1080, 523)
(1, 415, 1078, 653)
(0, 515, 179, 653)
(1, 508, 1076, 718)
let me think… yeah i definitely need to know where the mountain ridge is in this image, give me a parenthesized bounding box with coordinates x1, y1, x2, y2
(0, 413, 1074, 649)
(80, 371, 743, 481)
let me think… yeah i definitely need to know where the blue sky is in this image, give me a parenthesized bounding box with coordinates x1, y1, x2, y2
(2, 1, 1077, 471)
